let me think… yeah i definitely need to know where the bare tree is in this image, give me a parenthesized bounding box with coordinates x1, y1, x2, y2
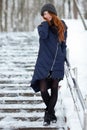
(73, 0, 87, 30)
(62, 0, 65, 18)
(11, 0, 15, 31)
(1, 0, 86, 32)
(73, 0, 78, 19)
(82, 0, 87, 19)
(4, 0, 8, 31)
(68, 0, 72, 18)
(17, 0, 25, 31)
(0, 0, 3, 31)
(25, 0, 29, 31)
(46, 0, 54, 4)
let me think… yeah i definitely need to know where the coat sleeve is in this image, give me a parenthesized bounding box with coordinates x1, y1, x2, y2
(38, 21, 49, 39)
(61, 42, 67, 58)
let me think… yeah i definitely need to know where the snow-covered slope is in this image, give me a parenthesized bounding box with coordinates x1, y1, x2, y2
(60, 19, 87, 130)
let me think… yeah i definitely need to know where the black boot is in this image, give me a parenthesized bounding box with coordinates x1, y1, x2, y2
(50, 113, 57, 123)
(50, 110, 57, 123)
(43, 110, 51, 126)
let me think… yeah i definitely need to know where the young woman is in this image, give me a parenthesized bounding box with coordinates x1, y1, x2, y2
(30, 3, 67, 125)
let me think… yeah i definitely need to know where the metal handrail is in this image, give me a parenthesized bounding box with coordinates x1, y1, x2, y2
(65, 58, 86, 110)
(65, 68, 84, 128)
(65, 57, 87, 130)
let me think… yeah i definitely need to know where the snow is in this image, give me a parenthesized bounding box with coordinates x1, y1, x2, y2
(0, 19, 87, 130)
(60, 19, 87, 130)
(65, 19, 87, 96)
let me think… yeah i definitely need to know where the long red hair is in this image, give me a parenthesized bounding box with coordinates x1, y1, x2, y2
(46, 12, 65, 43)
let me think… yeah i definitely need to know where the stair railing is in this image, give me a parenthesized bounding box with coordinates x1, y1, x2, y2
(65, 49, 87, 130)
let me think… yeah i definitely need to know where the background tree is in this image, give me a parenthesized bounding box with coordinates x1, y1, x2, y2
(68, 0, 72, 18)
(0, 0, 3, 31)
(82, 0, 87, 19)
(0, 0, 86, 32)
(4, 0, 8, 31)
(73, 0, 78, 19)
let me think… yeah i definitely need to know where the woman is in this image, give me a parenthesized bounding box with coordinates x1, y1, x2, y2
(30, 3, 67, 125)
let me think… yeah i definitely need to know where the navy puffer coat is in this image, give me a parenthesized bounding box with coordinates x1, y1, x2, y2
(30, 21, 67, 92)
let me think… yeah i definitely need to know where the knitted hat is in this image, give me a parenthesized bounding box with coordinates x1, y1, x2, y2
(41, 3, 57, 16)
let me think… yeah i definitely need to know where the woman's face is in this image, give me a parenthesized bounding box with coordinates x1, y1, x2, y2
(43, 11, 52, 21)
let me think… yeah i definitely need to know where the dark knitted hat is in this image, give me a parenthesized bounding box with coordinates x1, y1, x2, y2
(41, 3, 57, 16)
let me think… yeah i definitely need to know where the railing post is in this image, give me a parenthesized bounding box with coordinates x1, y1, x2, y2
(66, 48, 69, 63)
(84, 110, 87, 130)
(73, 67, 78, 83)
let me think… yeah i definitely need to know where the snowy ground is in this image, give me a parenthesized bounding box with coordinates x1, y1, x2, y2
(65, 19, 87, 96)
(60, 19, 87, 130)
(0, 19, 87, 130)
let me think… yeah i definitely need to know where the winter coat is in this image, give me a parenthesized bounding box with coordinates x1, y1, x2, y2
(30, 20, 67, 92)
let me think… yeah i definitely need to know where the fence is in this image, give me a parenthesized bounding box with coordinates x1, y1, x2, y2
(65, 49, 87, 130)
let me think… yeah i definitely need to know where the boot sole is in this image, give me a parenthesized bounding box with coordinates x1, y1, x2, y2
(43, 122, 50, 126)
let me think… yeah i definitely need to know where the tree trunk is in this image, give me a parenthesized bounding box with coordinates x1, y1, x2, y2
(63, 0, 65, 18)
(68, 0, 72, 18)
(73, 0, 87, 30)
(11, 0, 14, 31)
(0, 0, 3, 31)
(82, 0, 87, 19)
(46, 0, 54, 4)
(4, 0, 8, 31)
(73, 0, 78, 19)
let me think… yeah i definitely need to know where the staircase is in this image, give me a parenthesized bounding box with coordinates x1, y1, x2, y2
(0, 32, 69, 130)
(0, 89, 67, 130)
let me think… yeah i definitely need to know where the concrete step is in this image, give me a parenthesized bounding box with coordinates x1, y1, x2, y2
(19, 128, 58, 130)
(0, 83, 30, 87)
(0, 97, 43, 104)
(0, 89, 35, 93)
(0, 69, 34, 73)
(0, 57, 37, 61)
(0, 90, 40, 96)
(18, 128, 65, 130)
(0, 121, 66, 130)
(0, 103, 45, 109)
(0, 96, 42, 101)
(0, 112, 44, 121)
(0, 112, 43, 118)
(0, 108, 45, 113)
(0, 78, 31, 81)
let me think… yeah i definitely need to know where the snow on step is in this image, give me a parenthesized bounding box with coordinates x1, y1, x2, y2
(0, 88, 67, 129)
(0, 90, 40, 96)
(0, 90, 67, 129)
(0, 90, 34, 93)
(0, 112, 44, 118)
(0, 120, 66, 130)
(0, 83, 30, 87)
(0, 33, 68, 129)
(0, 103, 45, 109)
(0, 96, 42, 101)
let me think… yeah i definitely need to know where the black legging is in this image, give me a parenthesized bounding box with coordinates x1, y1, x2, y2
(40, 79, 59, 114)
